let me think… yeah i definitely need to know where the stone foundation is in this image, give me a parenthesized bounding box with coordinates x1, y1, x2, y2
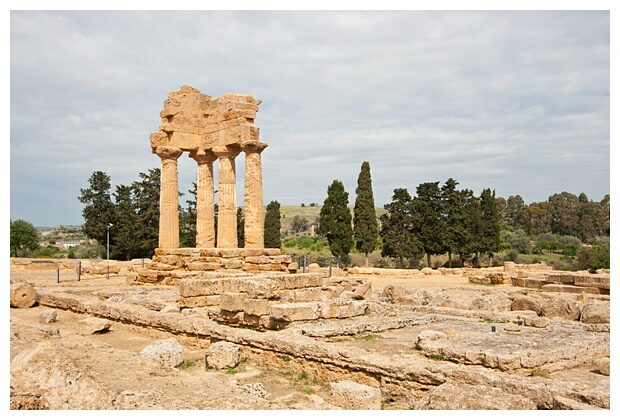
(178, 272, 371, 330)
(135, 248, 296, 285)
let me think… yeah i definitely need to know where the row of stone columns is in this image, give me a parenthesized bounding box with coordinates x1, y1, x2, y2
(155, 141, 267, 249)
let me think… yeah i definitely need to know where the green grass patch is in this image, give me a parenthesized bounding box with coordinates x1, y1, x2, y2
(426, 354, 446, 361)
(175, 358, 201, 370)
(226, 368, 238, 375)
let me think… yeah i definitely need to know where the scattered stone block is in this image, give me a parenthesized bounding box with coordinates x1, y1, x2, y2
(580, 302, 610, 324)
(511, 295, 542, 315)
(352, 282, 372, 300)
(78, 317, 111, 335)
(206, 341, 240, 369)
(37, 309, 57, 324)
(329, 380, 382, 410)
(139, 338, 184, 369)
(243, 298, 272, 316)
(596, 357, 610, 376)
(540, 298, 580, 321)
(10, 282, 38, 308)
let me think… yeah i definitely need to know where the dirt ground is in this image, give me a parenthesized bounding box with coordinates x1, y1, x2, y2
(8, 265, 610, 411)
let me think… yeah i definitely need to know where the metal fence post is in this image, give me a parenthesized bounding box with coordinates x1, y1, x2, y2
(77, 261, 81, 282)
(106, 265, 109, 279)
(329, 262, 332, 277)
(56, 268, 59, 283)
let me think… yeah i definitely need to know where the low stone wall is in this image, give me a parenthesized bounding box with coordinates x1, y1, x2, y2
(347, 266, 465, 277)
(135, 248, 296, 285)
(466, 262, 610, 295)
(179, 272, 372, 330)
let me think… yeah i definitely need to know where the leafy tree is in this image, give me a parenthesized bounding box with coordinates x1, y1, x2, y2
(264, 200, 281, 249)
(291, 215, 310, 233)
(237, 207, 245, 248)
(10, 219, 40, 257)
(598, 194, 610, 236)
(536, 233, 558, 253)
(380, 188, 423, 268)
(78, 171, 116, 259)
(577, 197, 602, 243)
(504, 195, 530, 233)
(318, 180, 353, 263)
(179, 183, 197, 247)
(411, 181, 445, 267)
(548, 192, 580, 237)
(131, 168, 160, 257)
(478, 188, 502, 265)
(575, 243, 610, 271)
(353, 161, 379, 267)
(528, 201, 550, 236)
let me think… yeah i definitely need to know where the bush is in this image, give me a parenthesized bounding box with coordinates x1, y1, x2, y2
(575, 244, 610, 272)
(504, 250, 519, 262)
(509, 237, 532, 254)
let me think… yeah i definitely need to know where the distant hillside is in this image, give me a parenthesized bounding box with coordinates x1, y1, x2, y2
(278, 205, 385, 233)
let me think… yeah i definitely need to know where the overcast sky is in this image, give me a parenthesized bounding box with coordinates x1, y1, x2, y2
(8, 4, 613, 228)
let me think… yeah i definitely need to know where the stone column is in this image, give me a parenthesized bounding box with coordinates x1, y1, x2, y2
(156, 146, 183, 248)
(190, 150, 217, 248)
(213, 145, 240, 248)
(241, 141, 268, 249)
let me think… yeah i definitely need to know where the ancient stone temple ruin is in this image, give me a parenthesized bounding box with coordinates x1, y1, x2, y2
(136, 85, 296, 282)
(149, 85, 266, 249)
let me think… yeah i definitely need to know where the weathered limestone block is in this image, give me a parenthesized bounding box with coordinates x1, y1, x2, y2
(206, 341, 240, 369)
(269, 302, 320, 321)
(574, 275, 610, 290)
(421, 267, 434, 275)
(139, 338, 184, 369)
(319, 300, 368, 319)
(524, 316, 550, 328)
(37, 309, 57, 324)
(547, 273, 577, 284)
(220, 292, 248, 312)
(267, 273, 323, 290)
(596, 357, 610, 376)
(329, 380, 382, 410)
(187, 261, 222, 271)
(511, 295, 542, 315)
(78, 317, 111, 335)
(223, 259, 244, 269)
(243, 278, 280, 299)
(179, 295, 220, 308)
(525, 278, 547, 289)
(243, 298, 273, 316)
(284, 287, 325, 302)
(541, 284, 593, 294)
(470, 294, 511, 312)
(10, 282, 38, 308)
(540, 297, 581, 320)
(179, 278, 223, 297)
(380, 284, 413, 300)
(10, 341, 114, 409)
(352, 282, 372, 300)
(416, 381, 537, 410)
(580, 302, 610, 324)
(486, 272, 506, 284)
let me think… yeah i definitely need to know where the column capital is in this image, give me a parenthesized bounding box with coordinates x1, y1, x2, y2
(212, 144, 241, 159)
(156, 146, 183, 160)
(189, 149, 217, 163)
(241, 141, 268, 154)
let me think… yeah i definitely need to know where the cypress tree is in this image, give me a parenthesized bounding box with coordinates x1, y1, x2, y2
(318, 180, 353, 264)
(264, 200, 281, 249)
(353, 161, 378, 267)
(479, 188, 501, 266)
